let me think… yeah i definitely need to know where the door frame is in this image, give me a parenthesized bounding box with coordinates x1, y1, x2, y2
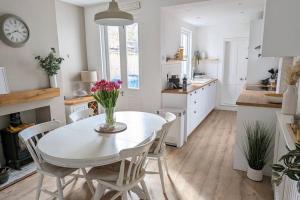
(220, 37, 249, 107)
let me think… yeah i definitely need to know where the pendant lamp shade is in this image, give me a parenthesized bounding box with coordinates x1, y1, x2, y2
(94, 0, 134, 26)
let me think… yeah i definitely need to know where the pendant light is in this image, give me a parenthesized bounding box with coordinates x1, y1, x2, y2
(94, 0, 134, 26)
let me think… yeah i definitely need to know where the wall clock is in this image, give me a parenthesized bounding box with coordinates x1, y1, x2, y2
(0, 14, 30, 48)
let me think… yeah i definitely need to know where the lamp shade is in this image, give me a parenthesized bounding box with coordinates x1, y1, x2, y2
(81, 71, 98, 83)
(94, 0, 134, 26)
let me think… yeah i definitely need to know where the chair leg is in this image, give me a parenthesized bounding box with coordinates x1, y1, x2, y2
(56, 177, 64, 200)
(35, 174, 44, 200)
(141, 180, 151, 200)
(122, 191, 128, 200)
(158, 158, 166, 194)
(163, 155, 170, 176)
(93, 183, 105, 200)
(81, 168, 94, 194)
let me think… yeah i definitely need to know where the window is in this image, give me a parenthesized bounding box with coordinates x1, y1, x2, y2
(100, 23, 140, 89)
(181, 28, 192, 79)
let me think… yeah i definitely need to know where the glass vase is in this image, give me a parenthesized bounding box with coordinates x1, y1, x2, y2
(104, 107, 116, 128)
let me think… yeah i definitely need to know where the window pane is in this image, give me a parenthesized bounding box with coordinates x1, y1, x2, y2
(126, 23, 140, 89)
(107, 26, 121, 81)
(181, 33, 188, 76)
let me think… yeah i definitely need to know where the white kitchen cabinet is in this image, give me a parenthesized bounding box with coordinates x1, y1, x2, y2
(162, 80, 217, 137)
(262, 0, 300, 57)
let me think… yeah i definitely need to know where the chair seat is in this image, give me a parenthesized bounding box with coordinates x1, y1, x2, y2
(40, 162, 77, 178)
(87, 160, 144, 182)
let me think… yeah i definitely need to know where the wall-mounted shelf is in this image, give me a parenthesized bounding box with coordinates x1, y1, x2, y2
(197, 58, 219, 62)
(0, 88, 60, 106)
(164, 59, 187, 65)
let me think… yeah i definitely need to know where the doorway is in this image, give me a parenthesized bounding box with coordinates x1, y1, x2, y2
(221, 38, 249, 106)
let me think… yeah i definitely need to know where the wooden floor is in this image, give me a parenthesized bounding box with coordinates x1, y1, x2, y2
(0, 110, 273, 200)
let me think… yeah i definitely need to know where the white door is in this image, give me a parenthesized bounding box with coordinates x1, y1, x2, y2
(101, 23, 142, 111)
(221, 38, 249, 106)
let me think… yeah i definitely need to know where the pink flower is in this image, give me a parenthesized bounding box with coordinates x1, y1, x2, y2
(117, 80, 123, 84)
(90, 86, 97, 93)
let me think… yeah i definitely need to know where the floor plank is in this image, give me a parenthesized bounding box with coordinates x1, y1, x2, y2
(0, 110, 273, 200)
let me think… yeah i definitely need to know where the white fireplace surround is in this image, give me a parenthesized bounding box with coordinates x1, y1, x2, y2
(0, 96, 66, 166)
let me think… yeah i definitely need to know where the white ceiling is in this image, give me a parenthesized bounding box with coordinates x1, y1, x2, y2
(60, 0, 108, 6)
(163, 0, 265, 27)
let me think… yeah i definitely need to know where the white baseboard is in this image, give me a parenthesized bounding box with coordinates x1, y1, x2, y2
(216, 104, 237, 111)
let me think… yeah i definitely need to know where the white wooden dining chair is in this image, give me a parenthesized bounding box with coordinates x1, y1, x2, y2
(146, 112, 176, 194)
(19, 120, 81, 200)
(69, 108, 94, 123)
(86, 133, 156, 200)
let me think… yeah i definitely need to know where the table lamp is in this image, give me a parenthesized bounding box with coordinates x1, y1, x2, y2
(81, 71, 98, 94)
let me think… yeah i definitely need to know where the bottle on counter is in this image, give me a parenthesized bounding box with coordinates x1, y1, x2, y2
(182, 76, 187, 91)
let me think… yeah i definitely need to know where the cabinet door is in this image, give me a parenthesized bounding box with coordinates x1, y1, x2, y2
(187, 92, 194, 135)
(262, 0, 300, 56)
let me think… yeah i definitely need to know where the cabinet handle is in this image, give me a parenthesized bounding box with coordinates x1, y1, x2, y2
(202, 88, 204, 90)
(194, 101, 197, 104)
(190, 93, 192, 96)
(194, 111, 197, 114)
(194, 91, 197, 94)
(209, 84, 211, 86)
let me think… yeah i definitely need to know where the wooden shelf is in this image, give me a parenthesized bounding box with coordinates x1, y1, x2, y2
(198, 58, 219, 62)
(165, 59, 187, 65)
(0, 88, 60, 106)
(64, 96, 94, 105)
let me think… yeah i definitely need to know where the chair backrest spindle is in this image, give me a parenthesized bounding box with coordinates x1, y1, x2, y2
(116, 133, 156, 186)
(69, 108, 94, 123)
(19, 120, 61, 169)
(153, 112, 176, 154)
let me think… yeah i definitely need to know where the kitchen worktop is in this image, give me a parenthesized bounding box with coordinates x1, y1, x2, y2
(236, 89, 282, 108)
(161, 79, 217, 94)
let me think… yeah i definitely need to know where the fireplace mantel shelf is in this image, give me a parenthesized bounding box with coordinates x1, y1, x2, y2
(0, 88, 60, 107)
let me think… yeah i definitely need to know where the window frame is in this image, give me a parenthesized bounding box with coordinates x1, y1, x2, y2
(99, 24, 141, 90)
(181, 27, 193, 79)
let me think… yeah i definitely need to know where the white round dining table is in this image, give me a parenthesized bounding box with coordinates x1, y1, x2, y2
(37, 111, 166, 168)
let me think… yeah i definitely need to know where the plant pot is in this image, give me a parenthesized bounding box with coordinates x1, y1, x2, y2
(0, 167, 10, 184)
(49, 75, 58, 88)
(247, 167, 263, 182)
(282, 84, 298, 115)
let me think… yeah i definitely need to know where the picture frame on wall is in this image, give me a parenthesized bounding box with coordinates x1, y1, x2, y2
(0, 67, 10, 94)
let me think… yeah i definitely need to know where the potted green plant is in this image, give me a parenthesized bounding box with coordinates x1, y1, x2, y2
(35, 48, 64, 88)
(243, 121, 272, 181)
(272, 143, 300, 193)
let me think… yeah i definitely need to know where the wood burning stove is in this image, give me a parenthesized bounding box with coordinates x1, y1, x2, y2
(0, 113, 33, 170)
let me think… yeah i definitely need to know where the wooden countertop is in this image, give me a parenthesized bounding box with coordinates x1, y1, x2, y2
(236, 90, 282, 108)
(161, 79, 217, 94)
(64, 96, 94, 105)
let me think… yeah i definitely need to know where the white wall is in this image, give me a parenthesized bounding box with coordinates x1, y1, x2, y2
(84, 0, 239, 112)
(161, 9, 197, 60)
(160, 9, 198, 88)
(55, 1, 88, 98)
(196, 23, 250, 108)
(0, 0, 67, 165)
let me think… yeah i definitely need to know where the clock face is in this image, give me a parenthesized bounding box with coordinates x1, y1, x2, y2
(0, 14, 30, 47)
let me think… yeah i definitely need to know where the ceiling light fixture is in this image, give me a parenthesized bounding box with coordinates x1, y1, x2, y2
(94, 0, 134, 26)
